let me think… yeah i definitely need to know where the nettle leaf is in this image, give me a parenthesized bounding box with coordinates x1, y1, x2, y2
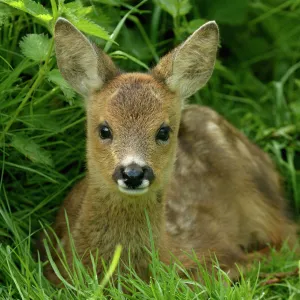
(47, 69, 75, 101)
(66, 14, 111, 41)
(90, 0, 122, 6)
(20, 34, 51, 62)
(0, 4, 14, 26)
(2, 0, 52, 22)
(64, 2, 93, 17)
(11, 134, 53, 167)
(154, 0, 191, 18)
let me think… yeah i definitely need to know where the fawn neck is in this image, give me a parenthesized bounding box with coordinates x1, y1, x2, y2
(84, 177, 168, 256)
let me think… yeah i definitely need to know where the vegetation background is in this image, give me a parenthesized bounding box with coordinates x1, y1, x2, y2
(0, 0, 299, 298)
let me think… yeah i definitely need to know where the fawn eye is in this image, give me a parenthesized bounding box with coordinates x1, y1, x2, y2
(99, 123, 112, 140)
(156, 125, 171, 144)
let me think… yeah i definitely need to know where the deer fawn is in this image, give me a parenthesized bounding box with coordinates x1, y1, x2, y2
(41, 18, 298, 284)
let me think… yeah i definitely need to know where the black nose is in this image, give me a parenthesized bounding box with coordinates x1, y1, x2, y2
(112, 163, 155, 189)
(122, 164, 144, 189)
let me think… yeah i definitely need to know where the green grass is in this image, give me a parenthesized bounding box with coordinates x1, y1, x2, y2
(0, 0, 300, 298)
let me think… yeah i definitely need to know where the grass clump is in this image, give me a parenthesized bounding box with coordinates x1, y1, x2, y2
(0, 0, 300, 298)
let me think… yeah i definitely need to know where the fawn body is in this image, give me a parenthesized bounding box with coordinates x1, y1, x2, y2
(43, 18, 297, 284)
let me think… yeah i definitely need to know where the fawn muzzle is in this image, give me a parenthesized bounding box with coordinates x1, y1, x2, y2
(113, 163, 155, 195)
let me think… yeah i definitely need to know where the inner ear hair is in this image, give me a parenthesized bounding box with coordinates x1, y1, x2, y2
(54, 18, 119, 97)
(152, 21, 219, 100)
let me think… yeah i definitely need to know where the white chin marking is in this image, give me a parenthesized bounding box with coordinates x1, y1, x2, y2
(118, 186, 149, 196)
(139, 179, 150, 188)
(117, 179, 127, 188)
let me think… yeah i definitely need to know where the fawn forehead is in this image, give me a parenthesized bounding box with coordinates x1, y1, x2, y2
(91, 73, 179, 130)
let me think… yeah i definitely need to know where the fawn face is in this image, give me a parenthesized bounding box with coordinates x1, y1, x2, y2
(87, 74, 181, 195)
(54, 18, 219, 196)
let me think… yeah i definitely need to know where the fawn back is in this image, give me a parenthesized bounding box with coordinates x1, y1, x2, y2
(41, 18, 297, 284)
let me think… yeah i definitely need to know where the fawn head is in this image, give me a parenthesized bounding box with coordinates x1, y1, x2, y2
(54, 18, 219, 197)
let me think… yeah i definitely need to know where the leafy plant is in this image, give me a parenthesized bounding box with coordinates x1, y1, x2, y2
(0, 0, 299, 298)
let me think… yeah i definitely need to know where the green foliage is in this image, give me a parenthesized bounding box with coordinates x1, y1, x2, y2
(0, 4, 14, 25)
(11, 133, 53, 166)
(20, 34, 51, 61)
(154, 0, 191, 18)
(65, 13, 110, 40)
(1, 0, 53, 22)
(47, 69, 75, 101)
(201, 0, 249, 25)
(0, 0, 299, 298)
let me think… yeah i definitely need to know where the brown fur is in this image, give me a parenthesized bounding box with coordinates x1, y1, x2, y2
(40, 18, 298, 285)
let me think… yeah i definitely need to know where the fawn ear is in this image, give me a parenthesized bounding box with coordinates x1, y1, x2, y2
(152, 21, 219, 99)
(54, 18, 118, 96)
